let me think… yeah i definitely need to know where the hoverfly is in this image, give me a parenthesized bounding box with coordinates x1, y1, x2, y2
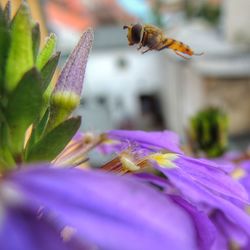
(123, 23, 204, 60)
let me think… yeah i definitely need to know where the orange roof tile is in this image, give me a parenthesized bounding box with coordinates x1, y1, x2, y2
(46, 1, 95, 31)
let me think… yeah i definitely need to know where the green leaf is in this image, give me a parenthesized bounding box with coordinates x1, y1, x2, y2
(3, 1, 11, 23)
(36, 33, 56, 70)
(0, 117, 15, 168)
(0, 6, 10, 88)
(32, 22, 41, 61)
(5, 1, 33, 92)
(35, 108, 50, 139)
(24, 108, 50, 157)
(6, 68, 43, 155)
(0, 146, 15, 170)
(41, 51, 60, 92)
(26, 116, 81, 162)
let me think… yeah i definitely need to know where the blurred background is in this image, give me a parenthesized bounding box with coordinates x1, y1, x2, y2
(2, 0, 250, 152)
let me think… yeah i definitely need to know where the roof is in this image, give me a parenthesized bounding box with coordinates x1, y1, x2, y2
(45, 0, 135, 32)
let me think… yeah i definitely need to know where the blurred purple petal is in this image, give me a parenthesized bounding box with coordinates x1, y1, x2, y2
(241, 160, 250, 173)
(0, 207, 85, 250)
(1, 165, 205, 250)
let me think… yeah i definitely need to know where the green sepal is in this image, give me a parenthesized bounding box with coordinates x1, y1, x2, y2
(26, 116, 81, 162)
(32, 22, 41, 61)
(5, 1, 33, 92)
(0, 113, 15, 168)
(24, 108, 50, 156)
(40, 79, 54, 119)
(41, 51, 60, 92)
(46, 91, 80, 132)
(35, 108, 50, 139)
(6, 68, 43, 155)
(39, 52, 60, 118)
(36, 33, 56, 70)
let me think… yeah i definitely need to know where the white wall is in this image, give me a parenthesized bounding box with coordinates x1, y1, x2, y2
(224, 0, 250, 44)
(77, 48, 167, 131)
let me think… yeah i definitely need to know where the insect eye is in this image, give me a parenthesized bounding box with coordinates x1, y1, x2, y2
(131, 24, 142, 43)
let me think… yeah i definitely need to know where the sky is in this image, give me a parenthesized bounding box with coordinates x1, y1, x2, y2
(117, 0, 154, 22)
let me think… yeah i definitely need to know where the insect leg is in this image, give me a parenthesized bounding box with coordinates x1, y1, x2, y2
(137, 31, 148, 51)
(141, 40, 162, 54)
(141, 48, 151, 54)
(174, 51, 190, 60)
(137, 44, 143, 50)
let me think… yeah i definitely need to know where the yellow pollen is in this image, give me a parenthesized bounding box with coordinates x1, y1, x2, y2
(149, 153, 178, 168)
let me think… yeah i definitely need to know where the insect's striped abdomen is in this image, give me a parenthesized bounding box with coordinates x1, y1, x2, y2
(166, 39, 193, 56)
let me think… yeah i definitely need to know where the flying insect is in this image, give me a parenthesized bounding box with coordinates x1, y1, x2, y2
(123, 24, 204, 60)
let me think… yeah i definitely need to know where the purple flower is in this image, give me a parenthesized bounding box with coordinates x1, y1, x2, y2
(0, 164, 212, 250)
(100, 129, 250, 240)
(103, 130, 248, 201)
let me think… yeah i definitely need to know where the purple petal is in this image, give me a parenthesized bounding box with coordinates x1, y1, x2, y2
(0, 206, 85, 250)
(156, 167, 250, 236)
(106, 130, 183, 154)
(172, 196, 216, 250)
(134, 173, 216, 250)
(134, 172, 173, 190)
(210, 158, 235, 173)
(173, 156, 249, 203)
(211, 211, 248, 249)
(241, 160, 250, 173)
(4, 165, 202, 250)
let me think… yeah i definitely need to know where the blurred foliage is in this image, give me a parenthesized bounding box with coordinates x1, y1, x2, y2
(188, 107, 228, 158)
(0, 2, 81, 169)
(151, 0, 164, 28)
(186, 2, 221, 26)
